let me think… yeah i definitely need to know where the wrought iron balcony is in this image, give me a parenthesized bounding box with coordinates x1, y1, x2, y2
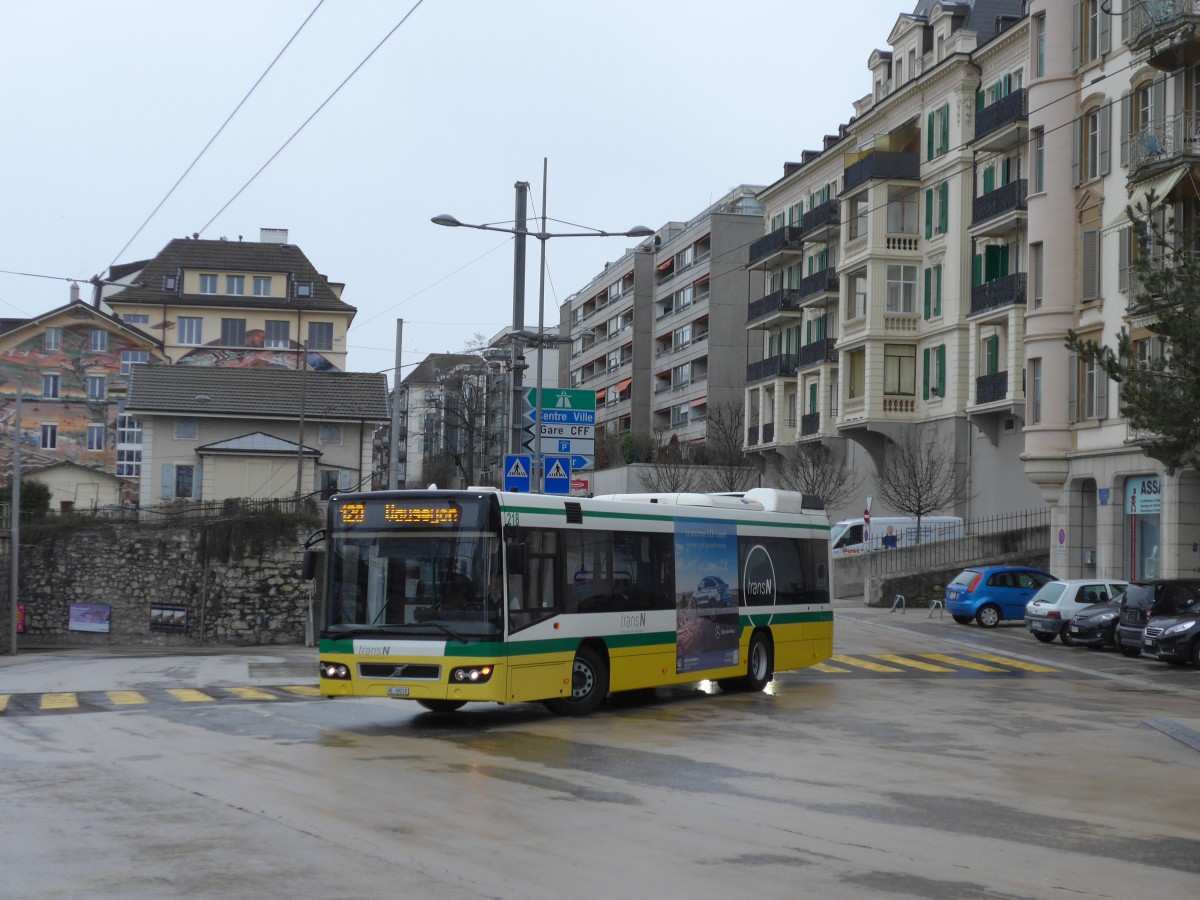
(972, 179, 1027, 228)
(746, 353, 800, 384)
(974, 89, 1028, 143)
(746, 424, 759, 446)
(801, 198, 840, 240)
(797, 267, 839, 301)
(970, 272, 1027, 316)
(762, 422, 775, 444)
(800, 412, 820, 436)
(975, 371, 1008, 404)
(843, 151, 920, 193)
(798, 337, 837, 368)
(1128, 0, 1200, 69)
(747, 288, 802, 324)
(748, 224, 802, 267)
(1129, 111, 1200, 172)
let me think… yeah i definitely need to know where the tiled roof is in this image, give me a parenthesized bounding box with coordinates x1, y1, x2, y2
(125, 365, 388, 421)
(106, 237, 356, 315)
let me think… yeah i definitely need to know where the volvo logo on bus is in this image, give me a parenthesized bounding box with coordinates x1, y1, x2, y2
(743, 544, 778, 626)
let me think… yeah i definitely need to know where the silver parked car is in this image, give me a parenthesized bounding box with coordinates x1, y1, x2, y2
(1025, 579, 1128, 644)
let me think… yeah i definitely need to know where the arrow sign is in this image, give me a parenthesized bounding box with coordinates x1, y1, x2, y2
(571, 455, 589, 470)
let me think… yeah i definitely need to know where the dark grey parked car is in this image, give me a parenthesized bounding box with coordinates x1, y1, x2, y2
(1113, 580, 1200, 658)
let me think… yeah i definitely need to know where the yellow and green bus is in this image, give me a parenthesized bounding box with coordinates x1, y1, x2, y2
(309, 487, 831, 715)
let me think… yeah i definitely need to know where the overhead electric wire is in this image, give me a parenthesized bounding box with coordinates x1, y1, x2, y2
(198, 0, 427, 236)
(106, 0, 327, 270)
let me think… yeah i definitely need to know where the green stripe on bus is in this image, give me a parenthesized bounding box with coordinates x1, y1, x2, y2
(500, 503, 829, 532)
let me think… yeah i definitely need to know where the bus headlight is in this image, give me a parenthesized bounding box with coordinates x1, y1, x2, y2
(450, 665, 494, 684)
(320, 661, 352, 680)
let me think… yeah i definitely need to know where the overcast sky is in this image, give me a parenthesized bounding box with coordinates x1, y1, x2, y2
(1, 0, 912, 384)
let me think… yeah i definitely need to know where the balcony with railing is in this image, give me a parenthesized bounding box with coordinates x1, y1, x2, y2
(801, 198, 840, 242)
(747, 288, 802, 325)
(746, 353, 799, 384)
(796, 267, 839, 303)
(746, 423, 759, 446)
(975, 370, 1008, 405)
(973, 89, 1028, 150)
(748, 225, 803, 269)
(1129, 111, 1200, 174)
(761, 422, 775, 444)
(970, 272, 1027, 316)
(800, 411, 820, 436)
(1128, 0, 1200, 70)
(843, 151, 920, 193)
(971, 179, 1027, 235)
(798, 337, 837, 369)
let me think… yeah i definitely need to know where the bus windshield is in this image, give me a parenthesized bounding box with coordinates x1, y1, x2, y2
(326, 496, 502, 641)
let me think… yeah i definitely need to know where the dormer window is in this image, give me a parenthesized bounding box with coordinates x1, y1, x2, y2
(163, 274, 178, 291)
(296, 281, 313, 298)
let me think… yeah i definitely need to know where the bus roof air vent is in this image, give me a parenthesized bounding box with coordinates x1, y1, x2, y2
(564, 501, 583, 524)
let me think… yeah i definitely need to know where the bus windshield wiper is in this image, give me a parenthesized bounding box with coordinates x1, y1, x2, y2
(424, 622, 468, 644)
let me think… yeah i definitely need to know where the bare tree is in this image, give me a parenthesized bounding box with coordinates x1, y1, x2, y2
(697, 402, 757, 493)
(772, 441, 860, 511)
(639, 428, 698, 492)
(875, 424, 970, 539)
(425, 356, 489, 487)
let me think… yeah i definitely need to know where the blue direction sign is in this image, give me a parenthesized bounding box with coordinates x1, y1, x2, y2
(542, 455, 571, 495)
(571, 455, 590, 471)
(503, 454, 532, 493)
(526, 407, 596, 426)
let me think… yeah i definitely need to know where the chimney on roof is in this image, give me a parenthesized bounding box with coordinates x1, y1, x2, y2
(70, 282, 80, 303)
(260, 228, 289, 244)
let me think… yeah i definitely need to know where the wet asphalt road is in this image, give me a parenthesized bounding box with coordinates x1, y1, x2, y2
(2, 608, 1198, 899)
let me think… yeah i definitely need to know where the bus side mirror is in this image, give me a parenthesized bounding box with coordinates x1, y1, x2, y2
(506, 543, 525, 577)
(301, 548, 323, 581)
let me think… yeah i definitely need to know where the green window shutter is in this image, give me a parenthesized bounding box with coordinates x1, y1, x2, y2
(940, 102, 949, 153)
(927, 111, 935, 160)
(999, 243, 1010, 276)
(924, 267, 932, 319)
(983, 166, 995, 195)
(1003, 73, 1012, 96)
(816, 314, 826, 340)
(806, 320, 812, 344)
(986, 336, 998, 374)
(937, 346, 946, 397)
(923, 349, 931, 400)
(976, 90, 984, 112)
(939, 182, 949, 233)
(935, 264, 943, 315)
(925, 189, 933, 238)
(985, 245, 1000, 281)
(808, 382, 817, 414)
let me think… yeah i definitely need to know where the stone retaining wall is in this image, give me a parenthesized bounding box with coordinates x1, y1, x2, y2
(0, 522, 315, 650)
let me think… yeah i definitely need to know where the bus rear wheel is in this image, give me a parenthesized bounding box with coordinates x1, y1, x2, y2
(721, 631, 773, 692)
(544, 646, 609, 716)
(417, 700, 466, 713)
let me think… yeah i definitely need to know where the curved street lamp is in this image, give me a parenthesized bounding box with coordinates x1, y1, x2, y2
(433, 158, 653, 492)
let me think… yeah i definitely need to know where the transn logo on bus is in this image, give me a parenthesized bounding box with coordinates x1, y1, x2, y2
(359, 645, 391, 656)
(620, 612, 647, 631)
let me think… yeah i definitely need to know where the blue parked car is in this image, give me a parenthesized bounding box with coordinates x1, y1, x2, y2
(945, 566, 1057, 628)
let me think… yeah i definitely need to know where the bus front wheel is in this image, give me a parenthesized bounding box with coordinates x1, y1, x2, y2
(544, 646, 609, 716)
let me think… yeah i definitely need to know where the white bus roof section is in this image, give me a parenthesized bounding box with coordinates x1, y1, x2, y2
(592, 492, 766, 510)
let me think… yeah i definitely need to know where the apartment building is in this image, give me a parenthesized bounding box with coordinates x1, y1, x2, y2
(1024, 0, 1200, 580)
(105, 228, 356, 372)
(562, 186, 763, 453)
(745, 0, 1042, 520)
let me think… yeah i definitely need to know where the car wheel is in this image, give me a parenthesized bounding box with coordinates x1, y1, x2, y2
(952, 615, 973, 625)
(976, 605, 1001, 628)
(1033, 632, 1056, 644)
(743, 631, 774, 691)
(1118, 641, 1141, 658)
(416, 700, 466, 713)
(1060, 630, 1075, 646)
(543, 646, 609, 716)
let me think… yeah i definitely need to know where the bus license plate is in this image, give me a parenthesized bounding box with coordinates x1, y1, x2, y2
(387, 687, 410, 698)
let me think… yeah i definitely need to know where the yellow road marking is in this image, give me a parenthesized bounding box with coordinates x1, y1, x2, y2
(811, 662, 852, 673)
(830, 655, 905, 673)
(278, 685, 322, 697)
(41, 693, 78, 710)
(874, 654, 955, 672)
(0, 695, 8, 712)
(966, 651, 1059, 673)
(167, 688, 215, 703)
(920, 653, 1009, 673)
(225, 687, 277, 701)
(106, 690, 149, 706)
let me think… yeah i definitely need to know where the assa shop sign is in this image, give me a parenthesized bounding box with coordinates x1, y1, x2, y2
(1125, 476, 1161, 515)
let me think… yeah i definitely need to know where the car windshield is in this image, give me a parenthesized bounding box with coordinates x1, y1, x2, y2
(1030, 582, 1066, 603)
(1122, 584, 1155, 611)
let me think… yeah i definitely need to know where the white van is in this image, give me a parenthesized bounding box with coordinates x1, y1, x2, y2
(830, 516, 964, 557)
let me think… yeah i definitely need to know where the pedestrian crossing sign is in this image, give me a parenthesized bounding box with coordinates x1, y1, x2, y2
(503, 454, 532, 492)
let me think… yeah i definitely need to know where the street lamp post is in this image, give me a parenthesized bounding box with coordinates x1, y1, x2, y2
(433, 157, 652, 492)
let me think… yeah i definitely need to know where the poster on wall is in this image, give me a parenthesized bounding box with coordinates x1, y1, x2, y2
(150, 604, 187, 633)
(68, 603, 111, 633)
(16, 604, 24, 634)
(674, 519, 741, 675)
